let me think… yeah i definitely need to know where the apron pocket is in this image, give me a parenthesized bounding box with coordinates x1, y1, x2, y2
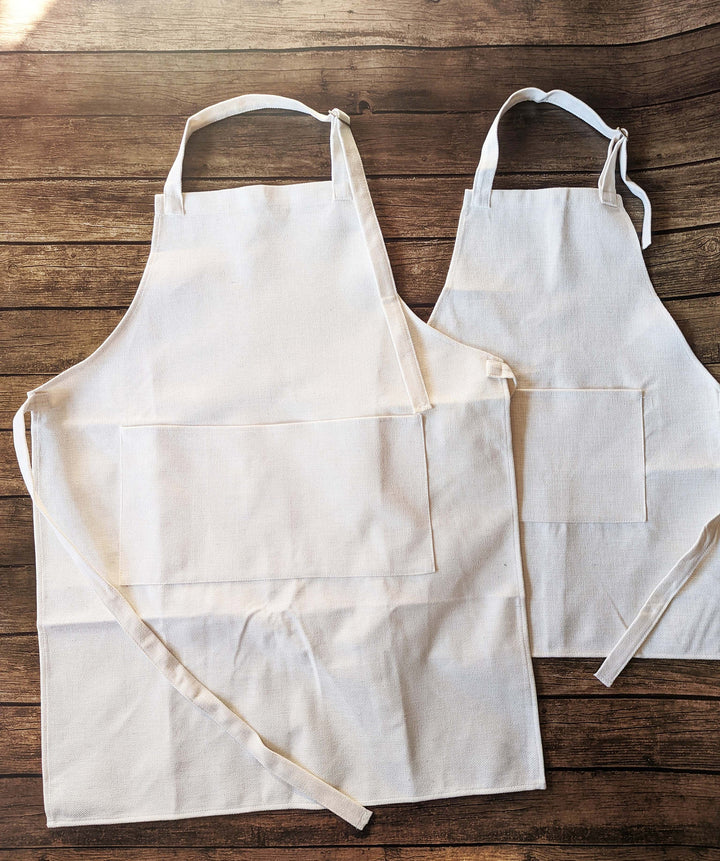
(510, 388, 646, 523)
(118, 413, 435, 584)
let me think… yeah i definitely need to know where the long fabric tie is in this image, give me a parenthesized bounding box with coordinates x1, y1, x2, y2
(595, 513, 720, 686)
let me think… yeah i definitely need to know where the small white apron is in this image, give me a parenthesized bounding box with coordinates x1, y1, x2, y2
(428, 87, 720, 686)
(13, 94, 544, 829)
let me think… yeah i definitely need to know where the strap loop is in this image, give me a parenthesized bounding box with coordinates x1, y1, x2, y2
(598, 129, 628, 204)
(470, 87, 652, 249)
(486, 358, 515, 380)
(329, 107, 351, 125)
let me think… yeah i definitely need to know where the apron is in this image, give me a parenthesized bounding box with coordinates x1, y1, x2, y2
(12, 94, 545, 829)
(427, 87, 720, 687)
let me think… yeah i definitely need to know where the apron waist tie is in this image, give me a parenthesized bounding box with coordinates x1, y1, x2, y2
(13, 391, 373, 831)
(595, 512, 720, 686)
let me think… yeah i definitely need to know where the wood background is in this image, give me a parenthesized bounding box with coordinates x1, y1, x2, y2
(1, 1, 719, 858)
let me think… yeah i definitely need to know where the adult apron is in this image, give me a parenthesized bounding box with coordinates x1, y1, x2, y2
(13, 94, 545, 829)
(428, 87, 720, 686)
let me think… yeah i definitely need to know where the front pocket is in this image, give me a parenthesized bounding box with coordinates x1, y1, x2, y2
(510, 388, 646, 523)
(118, 413, 435, 585)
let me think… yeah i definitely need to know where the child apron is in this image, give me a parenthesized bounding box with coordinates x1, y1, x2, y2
(13, 94, 545, 829)
(427, 87, 720, 686)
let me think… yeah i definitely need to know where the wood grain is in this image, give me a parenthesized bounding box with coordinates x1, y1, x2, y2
(0, 852, 387, 861)
(0, 31, 716, 116)
(0, 850, 716, 861)
(668, 297, 720, 363)
(3, 91, 720, 180)
(0, 499, 33, 566)
(2, 1, 719, 50)
(0, 566, 35, 634)
(2, 0, 719, 853)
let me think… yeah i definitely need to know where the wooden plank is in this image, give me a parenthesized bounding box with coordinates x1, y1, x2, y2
(540, 698, 720, 769)
(666, 295, 720, 365)
(0, 162, 718, 242)
(2, 0, 719, 50)
(0, 771, 718, 845)
(1, 293, 718, 376)
(0, 851, 717, 861)
(1, 433, 29, 494)
(2, 32, 720, 116)
(0, 499, 33, 566)
(0, 245, 143, 307)
(534, 657, 720, 697)
(0, 637, 39, 700)
(3, 226, 719, 310)
(0, 850, 717, 861)
(3, 698, 719, 774)
(2, 634, 719, 700)
(647, 228, 720, 299)
(0, 852, 386, 861)
(0, 707, 38, 772)
(0, 566, 35, 635)
(2, 91, 720, 180)
(0, 309, 127, 374)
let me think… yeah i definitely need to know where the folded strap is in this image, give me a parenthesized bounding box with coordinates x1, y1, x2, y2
(600, 128, 652, 249)
(595, 512, 720, 687)
(13, 390, 373, 831)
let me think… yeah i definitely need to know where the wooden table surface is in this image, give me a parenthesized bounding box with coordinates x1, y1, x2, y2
(1, 2, 719, 858)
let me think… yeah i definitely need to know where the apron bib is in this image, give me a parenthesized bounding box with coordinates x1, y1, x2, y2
(13, 95, 544, 829)
(428, 87, 720, 686)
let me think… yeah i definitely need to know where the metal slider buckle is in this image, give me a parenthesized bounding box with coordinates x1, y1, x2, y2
(329, 107, 351, 125)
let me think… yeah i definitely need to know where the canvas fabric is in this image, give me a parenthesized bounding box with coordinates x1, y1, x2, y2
(13, 94, 545, 829)
(427, 87, 720, 687)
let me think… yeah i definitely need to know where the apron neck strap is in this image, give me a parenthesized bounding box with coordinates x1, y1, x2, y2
(469, 87, 652, 249)
(162, 94, 353, 215)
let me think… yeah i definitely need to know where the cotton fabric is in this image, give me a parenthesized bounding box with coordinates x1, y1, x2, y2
(428, 87, 720, 685)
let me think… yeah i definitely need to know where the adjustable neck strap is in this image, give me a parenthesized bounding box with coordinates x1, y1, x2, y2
(470, 87, 652, 249)
(12, 391, 373, 830)
(162, 93, 352, 214)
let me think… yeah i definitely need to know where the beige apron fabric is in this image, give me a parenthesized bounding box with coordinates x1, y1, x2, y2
(427, 87, 720, 685)
(13, 94, 545, 829)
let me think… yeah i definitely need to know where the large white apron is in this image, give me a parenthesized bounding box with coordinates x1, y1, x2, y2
(13, 95, 544, 829)
(428, 87, 720, 686)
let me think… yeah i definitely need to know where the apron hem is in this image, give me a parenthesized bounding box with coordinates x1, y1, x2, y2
(45, 777, 548, 828)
